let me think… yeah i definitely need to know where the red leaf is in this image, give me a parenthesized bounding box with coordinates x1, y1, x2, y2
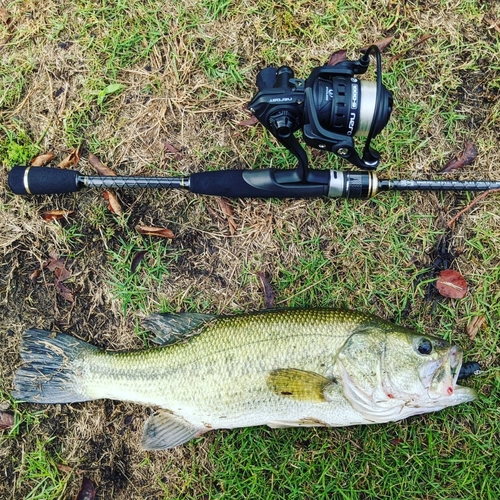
(436, 270, 468, 299)
(135, 225, 175, 239)
(327, 49, 347, 66)
(440, 141, 478, 173)
(75, 477, 96, 500)
(0, 411, 14, 430)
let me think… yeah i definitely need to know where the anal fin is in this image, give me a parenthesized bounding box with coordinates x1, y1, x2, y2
(141, 410, 205, 450)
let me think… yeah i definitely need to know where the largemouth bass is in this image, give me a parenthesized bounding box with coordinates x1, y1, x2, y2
(12, 309, 477, 450)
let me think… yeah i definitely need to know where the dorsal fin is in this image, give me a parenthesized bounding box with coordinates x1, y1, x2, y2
(142, 313, 216, 346)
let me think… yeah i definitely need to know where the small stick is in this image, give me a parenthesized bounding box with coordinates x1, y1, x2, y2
(447, 189, 500, 227)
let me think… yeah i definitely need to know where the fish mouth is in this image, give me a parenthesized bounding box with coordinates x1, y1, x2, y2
(422, 346, 476, 402)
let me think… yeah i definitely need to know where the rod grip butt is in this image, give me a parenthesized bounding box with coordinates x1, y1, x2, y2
(8, 166, 80, 195)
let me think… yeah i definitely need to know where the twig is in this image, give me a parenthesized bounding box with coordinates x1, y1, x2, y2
(387, 35, 433, 68)
(447, 189, 500, 227)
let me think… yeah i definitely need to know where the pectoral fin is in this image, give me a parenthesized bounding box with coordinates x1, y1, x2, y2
(267, 368, 335, 403)
(141, 410, 205, 450)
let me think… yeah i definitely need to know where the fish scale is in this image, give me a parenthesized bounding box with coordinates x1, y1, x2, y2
(12, 308, 477, 450)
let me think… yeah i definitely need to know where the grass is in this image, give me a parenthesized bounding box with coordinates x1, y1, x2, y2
(0, 0, 499, 498)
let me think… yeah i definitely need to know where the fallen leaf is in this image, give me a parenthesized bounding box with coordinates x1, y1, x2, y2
(0, 411, 14, 430)
(89, 153, 116, 176)
(56, 464, 73, 474)
(466, 316, 486, 340)
(389, 438, 404, 446)
(164, 141, 182, 160)
(55, 280, 74, 303)
(58, 147, 81, 169)
(237, 115, 260, 127)
(103, 190, 122, 214)
(75, 477, 96, 500)
(361, 36, 394, 53)
(436, 269, 468, 299)
(440, 141, 478, 173)
(0, 8, 11, 25)
(257, 271, 275, 309)
(217, 198, 237, 235)
(131, 250, 147, 273)
(327, 49, 347, 66)
(135, 225, 175, 239)
(44, 256, 75, 303)
(41, 209, 75, 221)
(45, 256, 66, 272)
(31, 152, 56, 167)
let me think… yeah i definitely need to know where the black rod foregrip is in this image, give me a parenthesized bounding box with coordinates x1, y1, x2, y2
(8, 166, 81, 195)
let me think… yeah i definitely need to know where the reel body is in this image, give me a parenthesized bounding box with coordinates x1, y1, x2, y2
(247, 46, 393, 176)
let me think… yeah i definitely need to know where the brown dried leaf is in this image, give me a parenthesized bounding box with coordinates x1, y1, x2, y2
(327, 49, 347, 66)
(45, 256, 67, 272)
(0, 8, 11, 25)
(89, 153, 116, 176)
(217, 198, 237, 235)
(436, 269, 468, 299)
(44, 256, 75, 302)
(466, 316, 486, 340)
(361, 36, 394, 53)
(135, 225, 175, 239)
(31, 152, 56, 167)
(0, 411, 14, 430)
(58, 147, 81, 169)
(257, 271, 275, 308)
(55, 280, 74, 303)
(41, 209, 75, 221)
(75, 477, 96, 500)
(103, 190, 122, 214)
(440, 141, 478, 173)
(237, 114, 260, 127)
(56, 464, 73, 474)
(131, 250, 147, 274)
(164, 141, 182, 160)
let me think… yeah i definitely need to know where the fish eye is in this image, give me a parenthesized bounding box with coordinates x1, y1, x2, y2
(417, 339, 433, 355)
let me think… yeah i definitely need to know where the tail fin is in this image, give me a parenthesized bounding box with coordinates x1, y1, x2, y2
(13, 328, 99, 404)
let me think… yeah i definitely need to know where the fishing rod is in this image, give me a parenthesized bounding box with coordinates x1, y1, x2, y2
(7, 46, 500, 200)
(8, 164, 500, 199)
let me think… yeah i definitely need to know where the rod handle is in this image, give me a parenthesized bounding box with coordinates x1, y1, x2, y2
(189, 169, 327, 198)
(8, 166, 81, 195)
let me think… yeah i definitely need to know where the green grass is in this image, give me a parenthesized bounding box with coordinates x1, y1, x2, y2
(0, 0, 499, 498)
(16, 439, 72, 500)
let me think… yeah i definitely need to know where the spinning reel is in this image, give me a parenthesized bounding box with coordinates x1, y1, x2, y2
(248, 45, 393, 179)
